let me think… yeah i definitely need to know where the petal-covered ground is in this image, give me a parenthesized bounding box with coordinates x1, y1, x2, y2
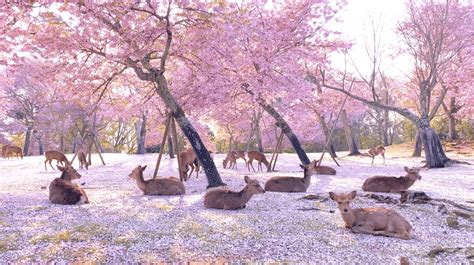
(0, 150, 473, 263)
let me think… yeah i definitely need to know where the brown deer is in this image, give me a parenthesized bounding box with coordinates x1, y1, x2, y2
(368, 145, 386, 164)
(77, 150, 89, 170)
(1, 144, 9, 158)
(128, 165, 185, 195)
(44, 150, 70, 171)
(223, 151, 247, 169)
(362, 167, 422, 193)
(264, 160, 320, 192)
(179, 148, 199, 180)
(247, 151, 270, 172)
(4, 145, 23, 159)
(204, 176, 265, 210)
(329, 191, 413, 240)
(313, 159, 337, 175)
(49, 164, 89, 205)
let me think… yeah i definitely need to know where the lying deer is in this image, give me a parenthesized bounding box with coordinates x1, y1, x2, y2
(77, 150, 89, 170)
(4, 145, 23, 159)
(247, 151, 270, 172)
(129, 165, 185, 195)
(49, 164, 89, 205)
(313, 159, 337, 175)
(368, 145, 385, 164)
(204, 175, 265, 210)
(329, 191, 413, 240)
(44, 150, 70, 171)
(362, 166, 422, 193)
(179, 148, 199, 180)
(264, 160, 319, 192)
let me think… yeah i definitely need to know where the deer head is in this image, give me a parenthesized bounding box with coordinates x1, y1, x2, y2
(129, 165, 147, 180)
(329, 191, 357, 214)
(57, 165, 81, 181)
(404, 166, 421, 180)
(244, 175, 265, 194)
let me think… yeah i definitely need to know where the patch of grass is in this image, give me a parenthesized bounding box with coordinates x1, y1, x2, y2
(0, 232, 21, 253)
(29, 206, 48, 212)
(114, 231, 139, 247)
(153, 203, 175, 212)
(30, 223, 111, 244)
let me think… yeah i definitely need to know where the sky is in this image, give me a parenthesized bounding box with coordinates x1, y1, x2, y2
(330, 0, 411, 79)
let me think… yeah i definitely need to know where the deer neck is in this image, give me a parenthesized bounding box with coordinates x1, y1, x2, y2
(134, 173, 148, 192)
(60, 172, 72, 182)
(340, 207, 357, 228)
(402, 175, 417, 187)
(238, 185, 254, 204)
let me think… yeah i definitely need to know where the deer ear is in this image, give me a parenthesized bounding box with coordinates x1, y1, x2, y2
(142, 165, 147, 171)
(329, 192, 336, 201)
(57, 165, 66, 171)
(349, 191, 357, 200)
(404, 166, 409, 172)
(244, 175, 250, 183)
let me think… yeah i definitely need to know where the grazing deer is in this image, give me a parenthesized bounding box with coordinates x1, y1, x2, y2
(77, 150, 89, 170)
(1, 144, 9, 158)
(179, 148, 199, 180)
(49, 164, 89, 205)
(44, 150, 70, 171)
(223, 151, 247, 169)
(264, 160, 320, 192)
(247, 151, 270, 172)
(128, 165, 185, 195)
(313, 159, 337, 175)
(329, 191, 413, 240)
(368, 145, 386, 164)
(4, 145, 23, 159)
(204, 176, 265, 210)
(362, 167, 422, 193)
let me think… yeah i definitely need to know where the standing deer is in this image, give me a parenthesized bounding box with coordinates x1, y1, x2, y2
(1, 144, 9, 158)
(204, 176, 265, 210)
(264, 160, 319, 192)
(368, 145, 385, 164)
(128, 165, 185, 195)
(247, 151, 270, 172)
(77, 150, 89, 170)
(223, 151, 247, 169)
(4, 145, 23, 159)
(49, 164, 89, 205)
(179, 148, 199, 180)
(44, 150, 70, 171)
(329, 191, 413, 240)
(362, 167, 422, 193)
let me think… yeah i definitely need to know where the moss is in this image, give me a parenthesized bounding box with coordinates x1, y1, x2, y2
(30, 223, 111, 244)
(0, 232, 21, 253)
(153, 203, 175, 212)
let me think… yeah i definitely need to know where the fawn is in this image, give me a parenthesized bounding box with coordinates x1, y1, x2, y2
(128, 165, 185, 195)
(44, 150, 70, 171)
(204, 176, 265, 210)
(368, 145, 385, 165)
(329, 191, 413, 240)
(264, 160, 319, 192)
(49, 165, 89, 205)
(179, 148, 199, 180)
(77, 150, 89, 170)
(362, 166, 422, 193)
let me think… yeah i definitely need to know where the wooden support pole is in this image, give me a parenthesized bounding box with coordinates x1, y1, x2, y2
(269, 130, 284, 172)
(153, 115, 172, 178)
(272, 131, 284, 171)
(93, 136, 106, 165)
(70, 133, 88, 163)
(171, 117, 184, 181)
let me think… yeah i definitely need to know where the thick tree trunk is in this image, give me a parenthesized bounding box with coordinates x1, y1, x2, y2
(135, 113, 147, 154)
(417, 116, 448, 168)
(167, 133, 174, 158)
(255, 118, 264, 153)
(228, 136, 233, 153)
(412, 132, 422, 157)
(37, 136, 44, 155)
(341, 110, 360, 155)
(317, 112, 337, 158)
(59, 135, 65, 153)
(155, 75, 224, 188)
(445, 97, 458, 141)
(23, 127, 32, 156)
(382, 109, 390, 146)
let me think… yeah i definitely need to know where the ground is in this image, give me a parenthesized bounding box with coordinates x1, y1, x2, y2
(0, 145, 473, 263)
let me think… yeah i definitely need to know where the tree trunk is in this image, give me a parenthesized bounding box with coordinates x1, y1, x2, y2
(155, 75, 224, 188)
(417, 116, 448, 168)
(341, 109, 361, 155)
(382, 109, 390, 146)
(446, 97, 457, 141)
(59, 135, 65, 153)
(167, 133, 174, 158)
(228, 136, 233, 153)
(317, 112, 337, 158)
(255, 119, 264, 153)
(412, 132, 422, 157)
(23, 127, 32, 156)
(135, 113, 147, 154)
(36, 135, 44, 155)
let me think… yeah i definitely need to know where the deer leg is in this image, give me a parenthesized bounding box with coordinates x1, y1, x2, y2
(382, 153, 385, 165)
(195, 161, 200, 179)
(49, 160, 55, 170)
(250, 159, 256, 172)
(371, 156, 375, 165)
(44, 160, 48, 171)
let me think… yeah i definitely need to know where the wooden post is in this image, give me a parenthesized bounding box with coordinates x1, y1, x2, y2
(93, 136, 105, 165)
(153, 115, 172, 178)
(272, 131, 284, 171)
(268, 130, 284, 172)
(171, 117, 184, 181)
(70, 134, 87, 163)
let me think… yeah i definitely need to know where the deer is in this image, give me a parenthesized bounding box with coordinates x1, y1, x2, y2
(204, 175, 265, 210)
(264, 160, 320, 192)
(4, 145, 23, 159)
(1, 144, 9, 158)
(76, 150, 89, 170)
(44, 150, 70, 171)
(247, 151, 270, 172)
(368, 145, 386, 165)
(49, 164, 89, 205)
(329, 191, 414, 240)
(223, 150, 247, 169)
(128, 165, 185, 195)
(179, 148, 199, 180)
(312, 159, 337, 175)
(362, 166, 422, 193)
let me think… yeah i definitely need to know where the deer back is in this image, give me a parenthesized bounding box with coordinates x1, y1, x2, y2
(45, 150, 69, 164)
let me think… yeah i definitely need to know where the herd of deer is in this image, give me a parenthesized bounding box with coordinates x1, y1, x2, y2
(3, 144, 422, 240)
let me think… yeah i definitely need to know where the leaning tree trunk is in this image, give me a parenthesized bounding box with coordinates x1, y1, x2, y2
(317, 112, 337, 158)
(341, 110, 361, 155)
(23, 127, 32, 156)
(155, 75, 224, 188)
(417, 117, 448, 168)
(412, 132, 422, 157)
